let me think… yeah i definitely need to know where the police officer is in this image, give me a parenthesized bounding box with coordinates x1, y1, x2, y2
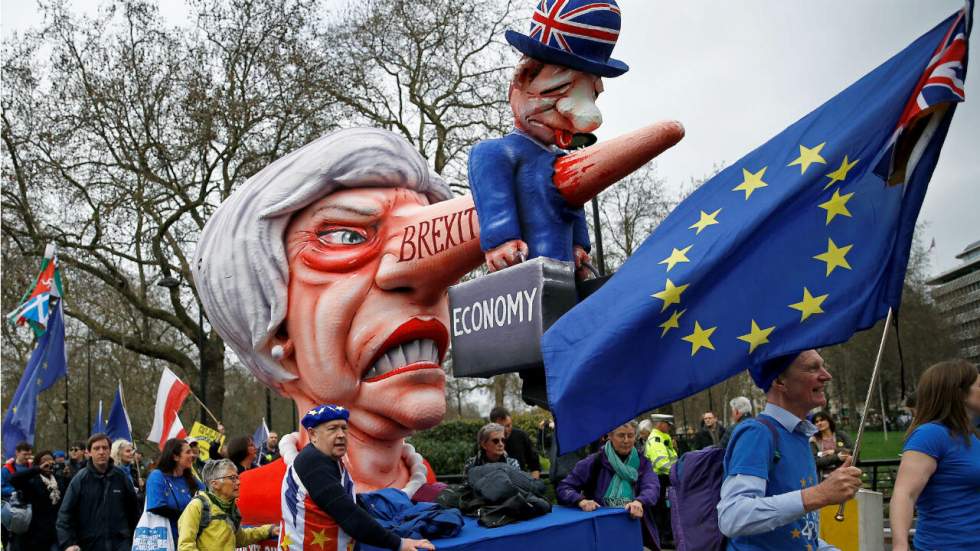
(644, 413, 677, 547)
(644, 414, 678, 475)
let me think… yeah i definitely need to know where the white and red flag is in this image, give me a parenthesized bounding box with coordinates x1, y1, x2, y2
(147, 367, 190, 449)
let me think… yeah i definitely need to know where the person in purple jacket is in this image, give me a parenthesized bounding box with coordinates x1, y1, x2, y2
(556, 421, 661, 550)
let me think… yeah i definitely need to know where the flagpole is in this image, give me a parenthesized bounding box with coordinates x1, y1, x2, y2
(835, 307, 894, 522)
(188, 390, 221, 427)
(64, 373, 70, 451)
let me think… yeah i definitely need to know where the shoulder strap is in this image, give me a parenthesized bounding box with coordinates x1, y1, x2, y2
(754, 415, 782, 465)
(193, 493, 212, 536)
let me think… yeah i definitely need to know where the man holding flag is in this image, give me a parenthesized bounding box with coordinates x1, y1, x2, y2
(717, 350, 863, 550)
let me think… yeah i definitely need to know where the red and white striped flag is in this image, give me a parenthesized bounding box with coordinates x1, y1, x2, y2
(147, 367, 190, 449)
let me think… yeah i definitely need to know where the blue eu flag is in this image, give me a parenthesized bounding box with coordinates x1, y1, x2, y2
(542, 4, 971, 453)
(2, 300, 68, 458)
(106, 384, 133, 443)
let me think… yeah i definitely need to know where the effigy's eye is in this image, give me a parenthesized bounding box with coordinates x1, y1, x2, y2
(540, 82, 571, 96)
(317, 228, 367, 246)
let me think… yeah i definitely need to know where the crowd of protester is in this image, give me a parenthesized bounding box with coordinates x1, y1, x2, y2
(0, 424, 277, 551)
(2, 354, 977, 550)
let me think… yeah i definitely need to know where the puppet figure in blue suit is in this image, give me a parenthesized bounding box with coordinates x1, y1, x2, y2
(469, 0, 629, 280)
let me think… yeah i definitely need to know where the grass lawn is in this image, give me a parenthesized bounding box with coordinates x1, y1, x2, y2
(854, 430, 904, 460)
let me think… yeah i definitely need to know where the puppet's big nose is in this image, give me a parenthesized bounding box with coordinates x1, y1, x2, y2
(554, 121, 686, 207)
(376, 196, 485, 300)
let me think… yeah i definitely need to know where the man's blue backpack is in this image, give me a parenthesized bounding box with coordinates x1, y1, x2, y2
(668, 416, 781, 551)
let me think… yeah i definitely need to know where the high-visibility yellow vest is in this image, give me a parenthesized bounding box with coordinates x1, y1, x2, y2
(644, 428, 678, 475)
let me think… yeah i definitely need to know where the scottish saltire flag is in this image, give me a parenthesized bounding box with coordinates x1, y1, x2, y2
(6, 244, 64, 336)
(2, 300, 68, 458)
(106, 383, 133, 443)
(542, 3, 972, 453)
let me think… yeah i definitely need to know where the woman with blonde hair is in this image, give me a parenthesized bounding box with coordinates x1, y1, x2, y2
(891, 360, 980, 551)
(110, 439, 141, 491)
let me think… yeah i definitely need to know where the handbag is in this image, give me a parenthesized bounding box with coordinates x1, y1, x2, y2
(5, 491, 32, 534)
(132, 506, 175, 551)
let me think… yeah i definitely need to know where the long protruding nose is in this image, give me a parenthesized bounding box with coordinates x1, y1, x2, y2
(554, 121, 686, 207)
(376, 196, 485, 301)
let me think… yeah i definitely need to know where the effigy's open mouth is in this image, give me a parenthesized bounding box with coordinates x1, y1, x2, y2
(362, 318, 448, 382)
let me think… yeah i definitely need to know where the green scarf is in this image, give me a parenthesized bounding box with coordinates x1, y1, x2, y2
(602, 441, 639, 507)
(206, 491, 242, 531)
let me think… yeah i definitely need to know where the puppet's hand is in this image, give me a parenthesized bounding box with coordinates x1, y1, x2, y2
(573, 245, 592, 281)
(485, 239, 528, 272)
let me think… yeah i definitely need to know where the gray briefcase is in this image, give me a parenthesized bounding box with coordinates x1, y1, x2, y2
(448, 257, 609, 408)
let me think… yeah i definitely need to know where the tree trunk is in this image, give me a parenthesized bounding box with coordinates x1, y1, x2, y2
(201, 336, 226, 426)
(493, 376, 507, 409)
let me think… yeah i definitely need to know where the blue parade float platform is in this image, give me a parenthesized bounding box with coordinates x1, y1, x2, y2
(363, 505, 642, 551)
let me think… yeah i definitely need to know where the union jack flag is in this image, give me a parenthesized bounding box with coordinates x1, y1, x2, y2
(529, 0, 621, 54)
(875, 0, 972, 183)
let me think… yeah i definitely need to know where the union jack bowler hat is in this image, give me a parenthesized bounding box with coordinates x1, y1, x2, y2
(506, 0, 629, 78)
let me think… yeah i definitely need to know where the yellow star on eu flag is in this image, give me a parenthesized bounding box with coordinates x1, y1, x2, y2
(737, 320, 775, 353)
(813, 238, 853, 276)
(817, 189, 854, 225)
(788, 142, 827, 174)
(652, 279, 689, 312)
(658, 245, 693, 272)
(791, 528, 801, 539)
(823, 155, 859, 190)
(732, 167, 768, 199)
(659, 309, 686, 337)
(682, 321, 716, 356)
(789, 287, 829, 321)
(689, 208, 721, 235)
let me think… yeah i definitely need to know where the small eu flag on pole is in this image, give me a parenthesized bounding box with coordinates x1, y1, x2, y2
(106, 383, 133, 443)
(542, 2, 972, 454)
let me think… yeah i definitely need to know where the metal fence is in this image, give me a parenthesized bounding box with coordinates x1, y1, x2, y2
(858, 458, 901, 506)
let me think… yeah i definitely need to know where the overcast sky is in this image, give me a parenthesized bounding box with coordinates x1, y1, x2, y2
(3, 0, 977, 277)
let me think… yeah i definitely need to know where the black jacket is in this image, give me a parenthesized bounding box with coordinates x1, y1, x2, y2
(694, 424, 727, 450)
(505, 427, 541, 473)
(9, 467, 67, 551)
(56, 459, 139, 551)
